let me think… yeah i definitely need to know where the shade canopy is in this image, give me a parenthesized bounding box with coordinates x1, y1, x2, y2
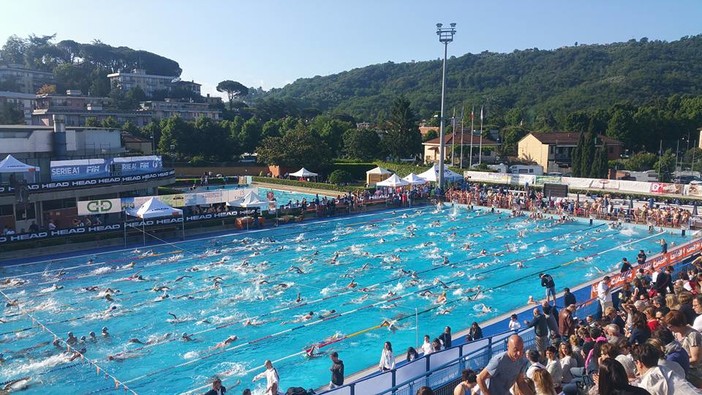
(0, 154, 40, 173)
(289, 168, 318, 177)
(127, 197, 182, 219)
(417, 164, 463, 182)
(227, 191, 269, 209)
(403, 173, 427, 185)
(366, 166, 392, 175)
(376, 174, 410, 187)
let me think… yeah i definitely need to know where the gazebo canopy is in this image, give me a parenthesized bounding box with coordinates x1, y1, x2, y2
(376, 174, 409, 187)
(127, 197, 182, 219)
(289, 168, 318, 177)
(227, 191, 269, 209)
(366, 166, 392, 175)
(403, 173, 427, 185)
(0, 154, 40, 173)
(417, 164, 463, 182)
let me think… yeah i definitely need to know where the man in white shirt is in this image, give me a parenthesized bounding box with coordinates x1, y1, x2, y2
(421, 335, 435, 355)
(252, 360, 279, 395)
(509, 314, 522, 332)
(597, 276, 613, 313)
(525, 349, 545, 379)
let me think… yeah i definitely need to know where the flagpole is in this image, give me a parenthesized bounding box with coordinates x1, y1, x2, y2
(451, 107, 456, 167)
(459, 106, 465, 168)
(478, 105, 484, 165)
(469, 105, 474, 168)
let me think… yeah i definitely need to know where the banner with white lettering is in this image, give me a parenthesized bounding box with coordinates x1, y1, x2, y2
(51, 159, 110, 181)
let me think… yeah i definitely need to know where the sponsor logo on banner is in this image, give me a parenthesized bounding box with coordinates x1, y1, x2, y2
(534, 176, 562, 186)
(650, 183, 682, 195)
(589, 179, 620, 190)
(78, 198, 122, 215)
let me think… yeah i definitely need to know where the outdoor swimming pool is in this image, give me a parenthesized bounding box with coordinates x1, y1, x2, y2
(0, 205, 685, 394)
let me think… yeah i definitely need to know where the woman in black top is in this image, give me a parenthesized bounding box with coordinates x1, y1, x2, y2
(597, 358, 650, 394)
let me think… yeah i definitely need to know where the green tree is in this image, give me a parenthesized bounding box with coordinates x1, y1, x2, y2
(84, 117, 99, 127)
(216, 80, 249, 111)
(0, 102, 23, 124)
(571, 131, 585, 177)
(239, 117, 262, 154)
(158, 116, 194, 159)
(101, 116, 119, 129)
(624, 152, 658, 171)
(654, 149, 676, 182)
(580, 132, 595, 177)
(256, 124, 332, 170)
(328, 169, 353, 184)
(606, 105, 636, 147)
(384, 96, 421, 160)
(342, 128, 381, 161)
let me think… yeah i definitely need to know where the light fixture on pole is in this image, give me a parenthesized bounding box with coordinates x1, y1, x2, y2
(436, 22, 456, 192)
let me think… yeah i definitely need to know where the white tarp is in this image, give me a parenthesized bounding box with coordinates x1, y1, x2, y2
(126, 197, 182, 219)
(376, 174, 410, 187)
(418, 164, 463, 182)
(402, 173, 427, 185)
(366, 166, 392, 175)
(289, 168, 318, 177)
(0, 154, 40, 173)
(227, 191, 269, 209)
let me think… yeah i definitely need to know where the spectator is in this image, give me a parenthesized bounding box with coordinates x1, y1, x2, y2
(203, 377, 226, 395)
(664, 310, 702, 386)
(453, 369, 477, 395)
(252, 360, 278, 395)
(563, 287, 576, 308)
(595, 358, 649, 395)
(406, 347, 419, 362)
(637, 249, 647, 265)
(631, 343, 677, 395)
(416, 386, 434, 395)
(621, 257, 633, 273)
(693, 295, 702, 332)
(379, 341, 395, 371)
(525, 308, 549, 354)
(329, 351, 344, 389)
(439, 326, 452, 349)
(421, 335, 435, 355)
(509, 314, 522, 332)
(539, 273, 557, 306)
(467, 322, 483, 341)
(597, 276, 613, 314)
(559, 342, 576, 384)
(532, 368, 557, 395)
(559, 305, 577, 338)
(526, 349, 545, 379)
(544, 345, 563, 390)
(477, 334, 528, 395)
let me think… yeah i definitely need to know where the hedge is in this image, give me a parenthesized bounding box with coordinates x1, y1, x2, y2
(331, 162, 376, 180)
(252, 176, 367, 193)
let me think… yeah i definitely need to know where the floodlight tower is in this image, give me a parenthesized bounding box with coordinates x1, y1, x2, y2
(436, 23, 456, 192)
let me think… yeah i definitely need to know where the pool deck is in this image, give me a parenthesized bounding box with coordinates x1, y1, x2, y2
(252, 181, 342, 198)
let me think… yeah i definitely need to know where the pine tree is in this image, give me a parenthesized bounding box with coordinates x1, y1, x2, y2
(572, 131, 585, 177)
(581, 132, 595, 178)
(598, 142, 610, 178)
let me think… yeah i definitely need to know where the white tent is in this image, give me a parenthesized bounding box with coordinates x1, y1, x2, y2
(403, 173, 427, 185)
(366, 166, 393, 185)
(289, 168, 318, 178)
(227, 191, 269, 210)
(366, 166, 392, 175)
(417, 164, 463, 183)
(125, 197, 184, 245)
(376, 174, 410, 187)
(127, 197, 183, 219)
(0, 154, 40, 182)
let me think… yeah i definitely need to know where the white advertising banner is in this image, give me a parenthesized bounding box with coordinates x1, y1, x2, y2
(121, 188, 259, 210)
(77, 198, 123, 215)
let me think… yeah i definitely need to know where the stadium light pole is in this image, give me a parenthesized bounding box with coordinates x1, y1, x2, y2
(436, 23, 456, 193)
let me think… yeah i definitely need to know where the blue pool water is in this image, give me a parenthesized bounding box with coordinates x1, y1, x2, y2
(0, 206, 684, 394)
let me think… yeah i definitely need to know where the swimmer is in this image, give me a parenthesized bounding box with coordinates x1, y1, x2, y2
(83, 286, 100, 292)
(295, 293, 303, 303)
(437, 306, 454, 315)
(66, 332, 78, 346)
(168, 312, 179, 321)
(436, 291, 447, 304)
(516, 261, 524, 269)
(243, 318, 265, 326)
(527, 295, 538, 305)
(380, 319, 398, 333)
(127, 272, 144, 281)
(382, 291, 397, 300)
(434, 279, 449, 289)
(347, 279, 358, 289)
(181, 333, 194, 341)
(101, 327, 109, 337)
(289, 266, 305, 274)
(107, 350, 143, 362)
(214, 335, 238, 349)
(5, 299, 19, 308)
(174, 275, 192, 282)
(319, 309, 337, 319)
(123, 261, 136, 269)
(152, 285, 170, 292)
(88, 332, 97, 342)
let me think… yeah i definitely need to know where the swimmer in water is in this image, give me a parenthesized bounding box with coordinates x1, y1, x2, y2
(181, 333, 194, 342)
(101, 327, 110, 337)
(319, 310, 337, 319)
(347, 279, 357, 289)
(175, 275, 192, 282)
(380, 319, 398, 333)
(436, 291, 447, 304)
(152, 285, 170, 292)
(214, 335, 238, 349)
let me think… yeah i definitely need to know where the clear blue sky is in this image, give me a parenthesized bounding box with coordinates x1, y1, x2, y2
(1, 0, 701, 98)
